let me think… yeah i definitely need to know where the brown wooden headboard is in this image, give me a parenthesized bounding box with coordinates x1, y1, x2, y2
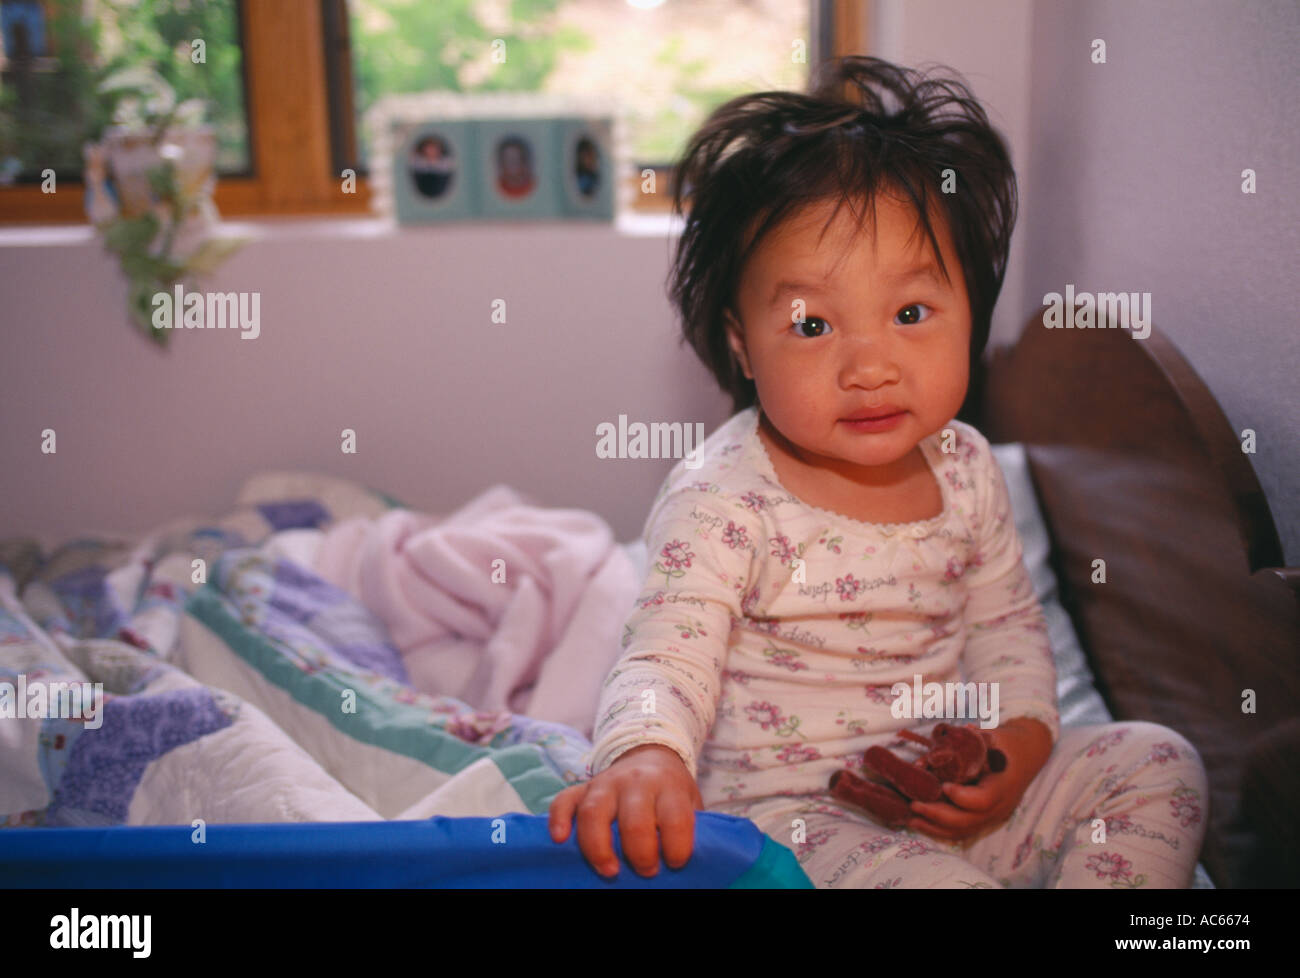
(971, 309, 1299, 888)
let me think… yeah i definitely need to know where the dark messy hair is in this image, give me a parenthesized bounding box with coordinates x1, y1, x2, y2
(667, 56, 1018, 415)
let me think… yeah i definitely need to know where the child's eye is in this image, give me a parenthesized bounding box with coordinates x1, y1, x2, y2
(792, 316, 831, 338)
(895, 303, 932, 325)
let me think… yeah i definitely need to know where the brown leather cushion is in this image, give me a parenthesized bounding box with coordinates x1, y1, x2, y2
(1026, 444, 1300, 887)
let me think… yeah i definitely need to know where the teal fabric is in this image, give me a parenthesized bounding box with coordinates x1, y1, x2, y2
(731, 836, 815, 889)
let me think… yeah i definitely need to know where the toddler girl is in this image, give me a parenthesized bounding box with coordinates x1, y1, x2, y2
(549, 56, 1208, 888)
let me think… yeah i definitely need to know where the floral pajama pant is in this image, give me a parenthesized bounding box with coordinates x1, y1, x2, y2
(709, 722, 1209, 888)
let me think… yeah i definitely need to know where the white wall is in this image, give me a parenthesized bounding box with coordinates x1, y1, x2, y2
(0, 216, 729, 546)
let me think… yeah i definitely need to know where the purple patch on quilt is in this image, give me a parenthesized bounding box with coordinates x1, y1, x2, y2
(264, 559, 409, 684)
(45, 688, 233, 826)
(270, 558, 349, 614)
(257, 499, 330, 531)
(328, 642, 410, 683)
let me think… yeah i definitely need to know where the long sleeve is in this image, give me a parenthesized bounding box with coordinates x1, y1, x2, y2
(957, 430, 1061, 744)
(585, 484, 760, 780)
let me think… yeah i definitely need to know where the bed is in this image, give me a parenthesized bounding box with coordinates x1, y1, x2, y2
(1, 305, 1294, 888)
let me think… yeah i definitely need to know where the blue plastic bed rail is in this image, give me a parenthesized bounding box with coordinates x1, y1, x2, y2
(0, 811, 812, 889)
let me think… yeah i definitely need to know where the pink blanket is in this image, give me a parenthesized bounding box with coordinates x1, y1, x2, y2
(312, 484, 640, 739)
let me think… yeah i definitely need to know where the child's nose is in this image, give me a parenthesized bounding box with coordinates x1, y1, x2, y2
(838, 333, 901, 387)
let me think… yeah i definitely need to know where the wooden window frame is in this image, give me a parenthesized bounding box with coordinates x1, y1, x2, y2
(1, 0, 865, 226)
(1, 0, 368, 224)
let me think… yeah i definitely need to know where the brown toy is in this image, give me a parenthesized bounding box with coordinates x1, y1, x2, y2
(828, 723, 1007, 828)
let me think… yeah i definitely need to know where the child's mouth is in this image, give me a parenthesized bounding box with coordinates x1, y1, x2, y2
(840, 410, 906, 432)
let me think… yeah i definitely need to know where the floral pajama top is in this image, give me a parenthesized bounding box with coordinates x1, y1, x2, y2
(585, 406, 1061, 808)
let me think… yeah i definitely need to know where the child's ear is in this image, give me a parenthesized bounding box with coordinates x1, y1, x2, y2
(724, 309, 754, 380)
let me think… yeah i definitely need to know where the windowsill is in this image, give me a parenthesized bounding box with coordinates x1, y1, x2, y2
(0, 209, 684, 247)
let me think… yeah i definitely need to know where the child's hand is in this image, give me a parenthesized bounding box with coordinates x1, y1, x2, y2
(548, 743, 703, 879)
(905, 717, 1053, 842)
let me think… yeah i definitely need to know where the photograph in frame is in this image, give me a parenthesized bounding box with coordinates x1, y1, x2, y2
(392, 119, 476, 224)
(477, 117, 562, 221)
(557, 117, 614, 221)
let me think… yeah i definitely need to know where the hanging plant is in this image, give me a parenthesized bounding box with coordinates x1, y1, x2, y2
(83, 65, 243, 347)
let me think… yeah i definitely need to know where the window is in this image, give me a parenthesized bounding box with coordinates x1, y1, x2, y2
(334, 0, 813, 213)
(1, 0, 255, 221)
(1, 0, 859, 224)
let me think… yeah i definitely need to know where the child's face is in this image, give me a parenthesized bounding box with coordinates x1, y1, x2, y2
(725, 191, 972, 475)
(502, 146, 526, 175)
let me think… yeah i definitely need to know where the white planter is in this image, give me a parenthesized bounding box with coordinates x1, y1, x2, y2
(86, 124, 218, 257)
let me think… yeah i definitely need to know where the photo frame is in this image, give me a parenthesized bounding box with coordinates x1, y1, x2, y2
(557, 117, 614, 221)
(476, 118, 562, 220)
(375, 96, 618, 225)
(391, 120, 475, 224)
